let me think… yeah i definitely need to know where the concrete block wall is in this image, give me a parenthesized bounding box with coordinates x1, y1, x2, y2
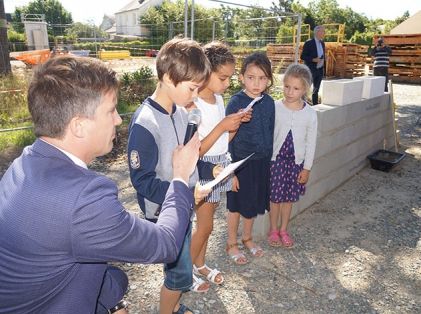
(321, 79, 364, 105)
(253, 93, 394, 239)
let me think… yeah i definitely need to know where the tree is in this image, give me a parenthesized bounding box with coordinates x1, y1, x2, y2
(271, 0, 294, 14)
(308, 0, 342, 25)
(291, 2, 316, 30)
(0, 0, 11, 75)
(395, 11, 410, 25)
(65, 22, 106, 41)
(140, 0, 220, 44)
(219, 5, 239, 40)
(335, 7, 368, 39)
(233, 7, 271, 41)
(12, 0, 73, 36)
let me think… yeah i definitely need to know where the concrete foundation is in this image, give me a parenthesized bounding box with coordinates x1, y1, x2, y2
(253, 93, 394, 239)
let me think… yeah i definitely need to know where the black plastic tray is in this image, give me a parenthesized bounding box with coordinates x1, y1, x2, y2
(367, 149, 405, 172)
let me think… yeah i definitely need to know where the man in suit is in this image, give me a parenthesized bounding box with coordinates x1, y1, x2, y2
(0, 56, 206, 313)
(301, 25, 326, 105)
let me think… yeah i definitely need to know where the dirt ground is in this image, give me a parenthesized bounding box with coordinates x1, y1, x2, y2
(1, 62, 420, 313)
(91, 83, 420, 314)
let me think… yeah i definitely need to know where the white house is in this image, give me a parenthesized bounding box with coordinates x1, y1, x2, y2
(115, 0, 164, 37)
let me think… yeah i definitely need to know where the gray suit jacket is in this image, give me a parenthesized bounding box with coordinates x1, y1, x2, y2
(0, 139, 193, 313)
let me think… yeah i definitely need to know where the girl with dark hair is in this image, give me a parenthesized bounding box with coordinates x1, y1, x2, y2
(225, 52, 275, 264)
(189, 41, 250, 289)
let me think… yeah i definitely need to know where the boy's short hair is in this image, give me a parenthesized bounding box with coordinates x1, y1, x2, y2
(156, 37, 211, 86)
(28, 55, 118, 139)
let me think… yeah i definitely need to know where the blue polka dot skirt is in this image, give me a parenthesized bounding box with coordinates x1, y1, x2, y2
(270, 130, 305, 203)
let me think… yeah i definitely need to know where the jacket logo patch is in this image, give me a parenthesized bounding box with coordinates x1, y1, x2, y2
(130, 150, 140, 169)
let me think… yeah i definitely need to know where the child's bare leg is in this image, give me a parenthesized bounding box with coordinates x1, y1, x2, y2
(194, 239, 208, 268)
(241, 217, 263, 257)
(191, 202, 215, 262)
(159, 288, 186, 314)
(241, 217, 254, 242)
(280, 202, 293, 231)
(269, 201, 281, 231)
(226, 211, 247, 264)
(226, 211, 243, 251)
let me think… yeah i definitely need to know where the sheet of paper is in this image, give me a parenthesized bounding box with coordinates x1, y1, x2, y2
(202, 153, 254, 190)
(243, 96, 263, 112)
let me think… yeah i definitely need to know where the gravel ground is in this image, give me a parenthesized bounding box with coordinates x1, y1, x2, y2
(90, 83, 420, 314)
(1, 82, 419, 313)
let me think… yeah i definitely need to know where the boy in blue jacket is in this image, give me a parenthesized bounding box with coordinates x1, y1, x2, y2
(128, 37, 215, 314)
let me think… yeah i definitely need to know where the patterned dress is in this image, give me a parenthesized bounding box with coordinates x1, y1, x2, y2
(270, 130, 305, 203)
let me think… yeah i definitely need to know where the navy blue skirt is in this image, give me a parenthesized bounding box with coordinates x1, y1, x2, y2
(226, 158, 270, 219)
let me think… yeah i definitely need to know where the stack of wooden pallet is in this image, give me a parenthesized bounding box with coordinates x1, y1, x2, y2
(373, 34, 421, 83)
(266, 43, 367, 78)
(330, 43, 368, 78)
(266, 43, 298, 72)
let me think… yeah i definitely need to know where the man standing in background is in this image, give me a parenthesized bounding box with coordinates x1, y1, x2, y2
(371, 37, 392, 92)
(301, 25, 326, 105)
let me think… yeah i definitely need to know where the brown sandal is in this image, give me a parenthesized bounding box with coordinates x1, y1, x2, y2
(241, 238, 264, 257)
(226, 242, 248, 265)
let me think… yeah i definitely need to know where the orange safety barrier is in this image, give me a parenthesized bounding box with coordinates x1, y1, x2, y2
(13, 49, 51, 66)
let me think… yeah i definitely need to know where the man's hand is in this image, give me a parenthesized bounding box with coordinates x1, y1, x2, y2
(172, 133, 200, 182)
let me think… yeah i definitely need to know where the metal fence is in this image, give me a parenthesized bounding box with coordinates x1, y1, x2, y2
(7, 15, 304, 52)
(3, 15, 299, 136)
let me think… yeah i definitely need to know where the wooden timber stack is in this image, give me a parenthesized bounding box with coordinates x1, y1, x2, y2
(266, 43, 297, 72)
(325, 43, 367, 78)
(373, 34, 421, 84)
(267, 42, 367, 78)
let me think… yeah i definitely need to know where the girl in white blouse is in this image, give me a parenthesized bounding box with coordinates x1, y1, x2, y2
(188, 41, 250, 291)
(269, 64, 318, 248)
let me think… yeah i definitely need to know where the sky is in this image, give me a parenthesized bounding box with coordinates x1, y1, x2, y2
(5, 0, 420, 25)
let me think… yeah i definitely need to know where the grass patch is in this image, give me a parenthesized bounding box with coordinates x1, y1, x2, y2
(0, 74, 30, 128)
(119, 67, 156, 109)
(0, 128, 35, 151)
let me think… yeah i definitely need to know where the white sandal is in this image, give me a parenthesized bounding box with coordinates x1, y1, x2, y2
(190, 274, 209, 293)
(193, 264, 224, 285)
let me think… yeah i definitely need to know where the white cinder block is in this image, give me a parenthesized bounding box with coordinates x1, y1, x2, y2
(321, 79, 364, 105)
(353, 76, 386, 99)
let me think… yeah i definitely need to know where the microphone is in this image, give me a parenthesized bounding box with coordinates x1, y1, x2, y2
(183, 108, 201, 145)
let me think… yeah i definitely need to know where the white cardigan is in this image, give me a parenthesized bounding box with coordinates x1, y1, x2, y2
(272, 100, 318, 170)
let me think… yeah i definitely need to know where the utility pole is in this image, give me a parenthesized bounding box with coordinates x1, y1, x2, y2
(190, 0, 194, 40)
(184, 0, 188, 37)
(0, 0, 11, 75)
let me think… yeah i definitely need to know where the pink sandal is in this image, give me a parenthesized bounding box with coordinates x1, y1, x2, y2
(267, 230, 282, 247)
(279, 231, 294, 248)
